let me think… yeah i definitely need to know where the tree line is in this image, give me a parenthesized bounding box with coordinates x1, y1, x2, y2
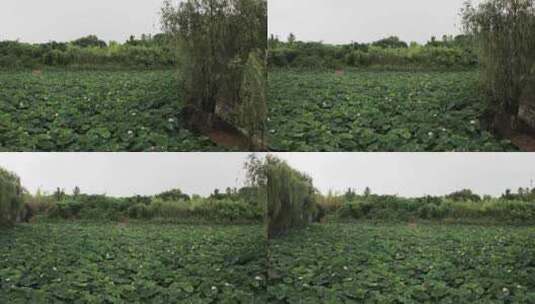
(0, 34, 175, 69)
(0, 165, 265, 227)
(268, 34, 478, 69)
(260, 156, 535, 239)
(321, 187, 535, 224)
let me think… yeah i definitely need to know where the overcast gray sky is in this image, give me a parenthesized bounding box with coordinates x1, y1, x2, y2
(2, 0, 482, 44)
(0, 153, 252, 197)
(0, 0, 165, 43)
(1, 153, 533, 198)
(269, 0, 482, 44)
(275, 153, 535, 197)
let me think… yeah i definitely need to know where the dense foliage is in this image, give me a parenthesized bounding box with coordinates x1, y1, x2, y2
(161, 0, 267, 146)
(0, 222, 266, 303)
(0, 34, 174, 69)
(313, 187, 535, 224)
(27, 187, 264, 224)
(0, 167, 23, 227)
(462, 0, 535, 130)
(268, 222, 535, 303)
(268, 69, 516, 151)
(0, 70, 221, 151)
(337, 195, 535, 224)
(268, 35, 478, 69)
(266, 156, 319, 238)
(239, 52, 268, 149)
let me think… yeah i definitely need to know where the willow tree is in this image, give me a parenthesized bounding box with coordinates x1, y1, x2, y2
(161, 0, 267, 148)
(240, 52, 267, 149)
(462, 0, 535, 131)
(0, 167, 23, 227)
(265, 155, 318, 238)
(244, 153, 268, 229)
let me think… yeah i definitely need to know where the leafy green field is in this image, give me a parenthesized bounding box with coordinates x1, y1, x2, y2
(0, 222, 266, 303)
(268, 69, 516, 151)
(268, 223, 535, 303)
(0, 70, 219, 151)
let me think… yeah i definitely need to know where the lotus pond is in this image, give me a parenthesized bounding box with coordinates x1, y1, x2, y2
(268, 222, 535, 303)
(0, 222, 266, 303)
(0, 70, 220, 151)
(268, 69, 517, 151)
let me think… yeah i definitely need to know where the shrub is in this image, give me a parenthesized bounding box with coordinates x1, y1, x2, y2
(72, 35, 107, 48)
(48, 200, 84, 219)
(24, 190, 55, 214)
(126, 197, 262, 223)
(155, 188, 190, 201)
(372, 36, 408, 49)
(446, 189, 482, 202)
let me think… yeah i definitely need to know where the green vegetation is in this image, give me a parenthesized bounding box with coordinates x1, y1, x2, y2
(0, 70, 220, 151)
(0, 159, 267, 302)
(336, 194, 535, 224)
(268, 34, 477, 70)
(268, 222, 535, 303)
(1, 0, 269, 151)
(462, 0, 535, 133)
(266, 156, 319, 238)
(0, 168, 22, 227)
(24, 186, 264, 225)
(268, 69, 516, 151)
(267, 0, 535, 151)
(266, 158, 535, 302)
(315, 187, 535, 224)
(161, 0, 267, 149)
(239, 52, 269, 149)
(0, 34, 174, 69)
(0, 222, 266, 303)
